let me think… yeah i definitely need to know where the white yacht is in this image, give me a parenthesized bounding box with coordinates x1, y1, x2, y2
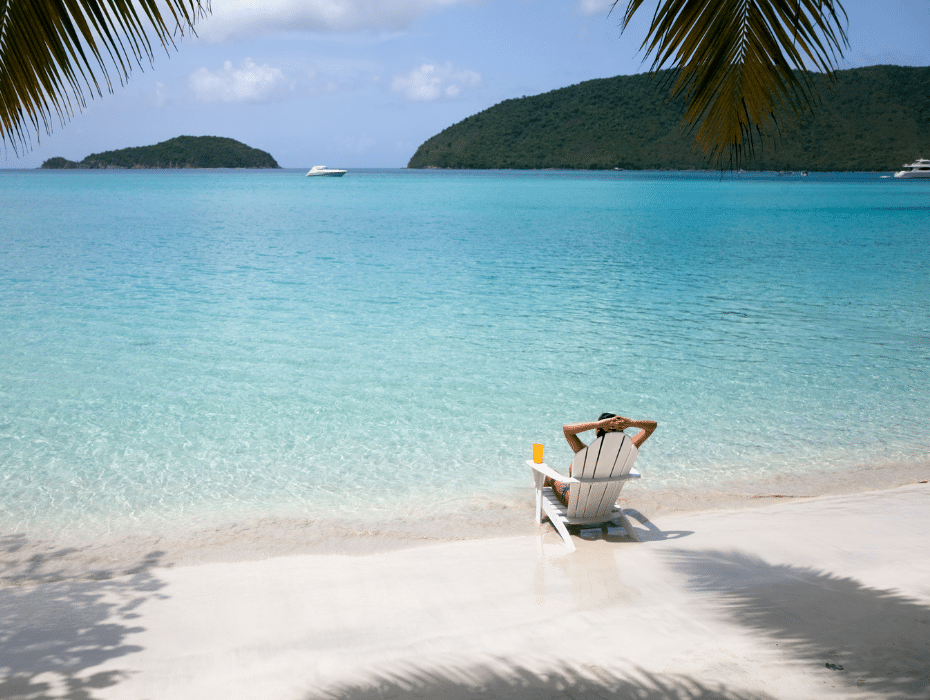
(893, 158, 930, 179)
(306, 165, 347, 177)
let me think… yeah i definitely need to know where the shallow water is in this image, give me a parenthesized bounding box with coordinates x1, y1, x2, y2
(1, 169, 928, 547)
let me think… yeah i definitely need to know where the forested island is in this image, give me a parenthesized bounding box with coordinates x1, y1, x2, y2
(408, 65, 930, 171)
(41, 136, 279, 169)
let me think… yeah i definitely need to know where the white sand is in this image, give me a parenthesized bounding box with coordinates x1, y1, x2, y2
(1, 483, 928, 700)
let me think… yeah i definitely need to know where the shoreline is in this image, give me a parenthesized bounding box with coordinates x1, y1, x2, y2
(1, 481, 927, 700)
(2, 458, 926, 587)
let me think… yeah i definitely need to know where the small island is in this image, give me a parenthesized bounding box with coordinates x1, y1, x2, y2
(41, 136, 280, 169)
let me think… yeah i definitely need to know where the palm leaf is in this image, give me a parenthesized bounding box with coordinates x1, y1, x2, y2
(618, 0, 848, 167)
(0, 0, 207, 151)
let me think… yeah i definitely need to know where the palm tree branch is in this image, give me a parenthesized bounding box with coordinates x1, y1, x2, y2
(1, 0, 103, 139)
(0, 0, 207, 151)
(617, 0, 848, 167)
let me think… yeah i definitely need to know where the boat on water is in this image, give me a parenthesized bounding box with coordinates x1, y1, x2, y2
(306, 165, 347, 177)
(893, 158, 930, 179)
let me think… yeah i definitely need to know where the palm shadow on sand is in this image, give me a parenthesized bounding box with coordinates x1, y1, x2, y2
(310, 546, 929, 700)
(312, 662, 774, 700)
(0, 534, 168, 700)
(663, 549, 930, 698)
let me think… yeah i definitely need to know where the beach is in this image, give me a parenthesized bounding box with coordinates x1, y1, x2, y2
(2, 478, 928, 700)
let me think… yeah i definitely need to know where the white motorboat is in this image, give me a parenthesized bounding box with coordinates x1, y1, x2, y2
(893, 158, 930, 179)
(306, 165, 347, 177)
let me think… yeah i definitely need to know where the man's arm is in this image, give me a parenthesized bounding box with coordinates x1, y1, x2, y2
(562, 416, 625, 453)
(623, 419, 657, 448)
(563, 416, 658, 452)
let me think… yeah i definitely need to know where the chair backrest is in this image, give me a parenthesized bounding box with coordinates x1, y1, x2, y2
(566, 431, 638, 519)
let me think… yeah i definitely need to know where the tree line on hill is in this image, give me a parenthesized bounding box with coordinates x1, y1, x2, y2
(41, 136, 279, 169)
(408, 65, 930, 171)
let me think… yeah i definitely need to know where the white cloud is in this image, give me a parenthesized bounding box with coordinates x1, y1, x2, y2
(391, 63, 481, 101)
(300, 59, 384, 95)
(151, 81, 168, 107)
(198, 0, 468, 41)
(188, 57, 385, 103)
(189, 58, 288, 103)
(576, 0, 615, 17)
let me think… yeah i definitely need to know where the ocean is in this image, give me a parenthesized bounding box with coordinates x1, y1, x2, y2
(1, 169, 928, 562)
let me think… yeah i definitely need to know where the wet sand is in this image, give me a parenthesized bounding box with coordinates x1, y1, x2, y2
(2, 458, 926, 583)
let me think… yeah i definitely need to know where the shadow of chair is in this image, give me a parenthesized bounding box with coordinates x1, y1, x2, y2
(621, 509, 693, 542)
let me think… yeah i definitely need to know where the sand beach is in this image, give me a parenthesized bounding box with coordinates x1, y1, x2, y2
(2, 476, 928, 700)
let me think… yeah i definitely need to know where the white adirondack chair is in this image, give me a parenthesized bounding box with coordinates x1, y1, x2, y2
(528, 431, 641, 551)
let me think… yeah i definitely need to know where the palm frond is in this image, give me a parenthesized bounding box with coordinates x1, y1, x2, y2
(618, 0, 848, 168)
(0, 0, 208, 151)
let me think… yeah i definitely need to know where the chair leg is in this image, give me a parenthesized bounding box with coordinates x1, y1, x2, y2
(616, 510, 640, 542)
(532, 472, 548, 525)
(551, 516, 576, 551)
(542, 503, 575, 552)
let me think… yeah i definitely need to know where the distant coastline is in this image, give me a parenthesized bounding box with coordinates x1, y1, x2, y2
(408, 65, 930, 171)
(41, 135, 279, 170)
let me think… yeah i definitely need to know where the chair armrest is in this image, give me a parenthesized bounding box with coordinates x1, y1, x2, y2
(526, 460, 579, 484)
(575, 473, 640, 483)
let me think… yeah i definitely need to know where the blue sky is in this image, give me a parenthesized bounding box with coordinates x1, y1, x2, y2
(6, 0, 929, 168)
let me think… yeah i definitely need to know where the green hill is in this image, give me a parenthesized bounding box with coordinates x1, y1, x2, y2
(408, 65, 930, 171)
(41, 136, 280, 169)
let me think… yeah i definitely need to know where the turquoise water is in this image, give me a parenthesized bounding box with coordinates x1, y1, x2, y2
(1, 169, 928, 539)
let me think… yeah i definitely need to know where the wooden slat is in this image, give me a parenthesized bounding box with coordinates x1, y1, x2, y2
(590, 433, 635, 516)
(580, 432, 620, 518)
(542, 490, 571, 523)
(565, 432, 641, 519)
(570, 432, 603, 518)
(606, 435, 639, 511)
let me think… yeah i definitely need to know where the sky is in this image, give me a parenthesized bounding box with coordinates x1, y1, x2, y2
(5, 0, 929, 169)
